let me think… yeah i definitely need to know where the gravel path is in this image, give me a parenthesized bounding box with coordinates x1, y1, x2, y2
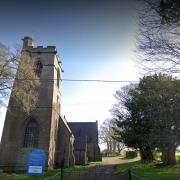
(67, 157, 137, 180)
(84, 157, 138, 180)
(102, 156, 138, 165)
(86, 165, 114, 180)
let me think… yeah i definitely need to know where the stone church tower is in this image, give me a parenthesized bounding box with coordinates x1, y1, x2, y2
(0, 37, 62, 171)
(0, 37, 101, 171)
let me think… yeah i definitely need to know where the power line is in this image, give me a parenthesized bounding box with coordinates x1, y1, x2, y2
(61, 79, 139, 83)
(2, 78, 180, 83)
(0, 78, 139, 83)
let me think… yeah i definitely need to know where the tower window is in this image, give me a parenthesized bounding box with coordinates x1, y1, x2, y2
(35, 60, 43, 77)
(57, 68, 60, 87)
(57, 95, 59, 104)
(23, 119, 39, 148)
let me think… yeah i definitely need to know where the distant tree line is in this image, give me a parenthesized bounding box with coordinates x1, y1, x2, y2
(99, 118, 124, 156)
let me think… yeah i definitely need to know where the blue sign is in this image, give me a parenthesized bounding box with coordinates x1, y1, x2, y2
(27, 149, 46, 176)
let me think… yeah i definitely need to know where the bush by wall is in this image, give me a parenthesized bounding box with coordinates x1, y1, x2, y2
(125, 151, 137, 158)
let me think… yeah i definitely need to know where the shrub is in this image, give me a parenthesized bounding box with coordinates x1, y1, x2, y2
(0, 170, 16, 180)
(125, 151, 137, 158)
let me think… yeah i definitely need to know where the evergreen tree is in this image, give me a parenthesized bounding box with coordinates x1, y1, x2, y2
(112, 74, 180, 165)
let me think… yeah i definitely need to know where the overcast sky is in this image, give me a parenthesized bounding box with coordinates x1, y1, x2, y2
(0, 0, 141, 141)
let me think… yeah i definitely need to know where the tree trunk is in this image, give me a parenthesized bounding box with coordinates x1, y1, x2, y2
(161, 147, 176, 165)
(107, 142, 110, 156)
(112, 141, 116, 155)
(140, 146, 154, 163)
(109, 141, 112, 155)
(117, 143, 120, 153)
(117, 143, 124, 154)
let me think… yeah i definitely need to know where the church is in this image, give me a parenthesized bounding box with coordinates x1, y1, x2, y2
(0, 37, 101, 171)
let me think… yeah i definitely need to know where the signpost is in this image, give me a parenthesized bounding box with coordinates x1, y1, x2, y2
(27, 149, 46, 176)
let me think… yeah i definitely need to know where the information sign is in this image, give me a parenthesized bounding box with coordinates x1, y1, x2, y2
(27, 149, 46, 176)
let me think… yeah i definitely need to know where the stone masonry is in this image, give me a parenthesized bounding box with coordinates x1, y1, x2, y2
(0, 37, 101, 172)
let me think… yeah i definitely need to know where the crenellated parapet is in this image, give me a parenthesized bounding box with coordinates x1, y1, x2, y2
(22, 37, 57, 54)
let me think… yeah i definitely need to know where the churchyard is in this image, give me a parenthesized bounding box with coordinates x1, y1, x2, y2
(1, 152, 180, 180)
(0, 1, 180, 179)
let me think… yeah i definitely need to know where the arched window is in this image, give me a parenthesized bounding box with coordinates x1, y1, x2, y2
(35, 60, 43, 77)
(23, 120, 39, 148)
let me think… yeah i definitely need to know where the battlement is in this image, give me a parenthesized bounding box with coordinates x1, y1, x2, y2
(29, 46, 57, 53)
(22, 37, 57, 53)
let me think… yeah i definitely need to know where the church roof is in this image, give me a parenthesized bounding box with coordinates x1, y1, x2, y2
(74, 137, 87, 151)
(59, 115, 74, 136)
(67, 122, 98, 143)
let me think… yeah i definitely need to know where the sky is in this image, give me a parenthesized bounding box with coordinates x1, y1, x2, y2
(0, 0, 141, 142)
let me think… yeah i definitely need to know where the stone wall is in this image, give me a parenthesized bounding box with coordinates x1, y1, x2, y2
(55, 116, 75, 167)
(74, 150, 87, 165)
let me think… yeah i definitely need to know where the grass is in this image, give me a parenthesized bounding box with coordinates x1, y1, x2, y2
(13, 161, 180, 180)
(113, 151, 180, 180)
(14, 167, 81, 180)
(4, 152, 180, 179)
(154, 151, 180, 162)
(115, 161, 180, 180)
(14, 161, 103, 180)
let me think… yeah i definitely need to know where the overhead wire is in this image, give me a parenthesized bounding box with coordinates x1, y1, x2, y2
(0, 77, 139, 83)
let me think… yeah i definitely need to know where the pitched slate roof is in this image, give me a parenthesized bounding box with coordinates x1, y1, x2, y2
(68, 122, 98, 143)
(74, 137, 87, 151)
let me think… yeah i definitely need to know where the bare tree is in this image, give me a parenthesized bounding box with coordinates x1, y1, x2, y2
(99, 119, 124, 155)
(0, 43, 40, 113)
(137, 0, 180, 75)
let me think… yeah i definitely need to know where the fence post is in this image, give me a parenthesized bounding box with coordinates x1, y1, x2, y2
(128, 169, 132, 180)
(61, 158, 64, 180)
(61, 167, 63, 180)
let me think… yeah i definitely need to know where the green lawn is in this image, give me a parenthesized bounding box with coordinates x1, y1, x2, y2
(13, 162, 103, 180)
(115, 161, 180, 180)
(14, 167, 84, 179)
(12, 162, 180, 180)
